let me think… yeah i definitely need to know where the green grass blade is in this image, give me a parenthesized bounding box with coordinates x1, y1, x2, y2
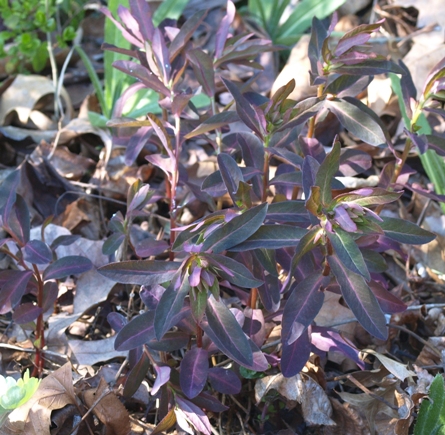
(74, 45, 107, 118)
(153, 0, 189, 27)
(276, 0, 346, 46)
(391, 73, 445, 213)
(104, 0, 132, 117)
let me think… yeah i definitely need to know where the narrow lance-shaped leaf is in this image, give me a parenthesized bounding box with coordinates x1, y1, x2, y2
(203, 294, 253, 367)
(98, 260, 182, 286)
(281, 328, 311, 378)
(326, 98, 386, 146)
(328, 254, 387, 340)
(123, 350, 150, 398)
(43, 256, 92, 281)
(154, 272, 191, 340)
(180, 347, 209, 399)
(222, 78, 263, 137)
(379, 217, 435, 245)
(282, 271, 328, 345)
(283, 226, 321, 292)
(315, 141, 341, 205)
(217, 153, 243, 198)
(207, 368, 241, 394)
(0, 169, 20, 226)
(23, 240, 53, 264)
(201, 203, 268, 253)
(170, 10, 207, 61)
(0, 270, 34, 312)
(333, 188, 402, 207)
(204, 253, 263, 288)
(215, 0, 235, 59)
(328, 228, 370, 281)
(185, 112, 240, 139)
(187, 49, 215, 97)
(115, 310, 156, 351)
(175, 396, 212, 435)
(228, 225, 308, 251)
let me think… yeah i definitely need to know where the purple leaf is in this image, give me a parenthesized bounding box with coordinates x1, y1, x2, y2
(107, 312, 128, 333)
(10, 195, 30, 245)
(208, 368, 241, 394)
(266, 201, 308, 223)
(170, 10, 207, 61)
(140, 284, 165, 310)
(229, 225, 307, 251)
(151, 28, 171, 81)
(215, 0, 235, 59)
(23, 240, 52, 264)
(203, 294, 253, 367)
(201, 203, 267, 253)
(43, 256, 92, 281)
(339, 148, 372, 176)
(98, 260, 181, 285)
(218, 153, 243, 197)
(0, 270, 33, 313)
(311, 326, 365, 368)
(267, 147, 303, 168)
(191, 392, 229, 412)
(146, 331, 189, 352)
(328, 228, 369, 280)
(175, 396, 212, 435)
(100, 7, 143, 48)
(281, 328, 311, 378)
(405, 129, 428, 154)
(242, 307, 265, 347)
(369, 281, 406, 314)
(256, 271, 280, 313)
(124, 350, 150, 398)
(151, 364, 171, 396)
(50, 235, 81, 250)
(334, 187, 402, 207)
(117, 5, 144, 42)
(187, 49, 215, 97)
(0, 169, 20, 225)
(154, 272, 190, 340)
(334, 59, 405, 76)
(180, 347, 209, 399)
(315, 140, 341, 206)
(41, 281, 58, 312)
(379, 217, 435, 245)
(282, 271, 328, 344)
(129, 0, 154, 41)
(12, 302, 42, 324)
(204, 253, 263, 288)
(134, 239, 169, 258)
(113, 60, 170, 96)
(328, 254, 387, 340)
(326, 99, 386, 146)
(115, 310, 156, 351)
(102, 233, 125, 256)
(222, 78, 263, 137)
(185, 111, 240, 139)
(125, 126, 153, 166)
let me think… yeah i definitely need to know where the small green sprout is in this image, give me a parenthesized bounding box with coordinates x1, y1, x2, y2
(0, 370, 40, 416)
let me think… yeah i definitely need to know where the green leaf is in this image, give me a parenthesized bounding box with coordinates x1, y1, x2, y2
(315, 141, 341, 205)
(379, 217, 436, 245)
(326, 98, 386, 146)
(153, 0, 188, 26)
(104, 0, 133, 116)
(328, 228, 370, 281)
(414, 374, 445, 435)
(333, 188, 402, 207)
(276, 0, 347, 46)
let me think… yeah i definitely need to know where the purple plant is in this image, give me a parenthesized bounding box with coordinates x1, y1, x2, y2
(0, 169, 93, 376)
(1, 1, 438, 432)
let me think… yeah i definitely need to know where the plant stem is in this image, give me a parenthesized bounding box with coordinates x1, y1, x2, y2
(249, 288, 258, 309)
(196, 325, 203, 348)
(211, 97, 223, 154)
(307, 84, 325, 138)
(31, 264, 45, 377)
(262, 155, 270, 202)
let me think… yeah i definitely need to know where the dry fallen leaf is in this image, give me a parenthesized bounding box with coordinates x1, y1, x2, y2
(1, 363, 77, 435)
(360, 349, 416, 381)
(82, 377, 131, 435)
(255, 373, 335, 426)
